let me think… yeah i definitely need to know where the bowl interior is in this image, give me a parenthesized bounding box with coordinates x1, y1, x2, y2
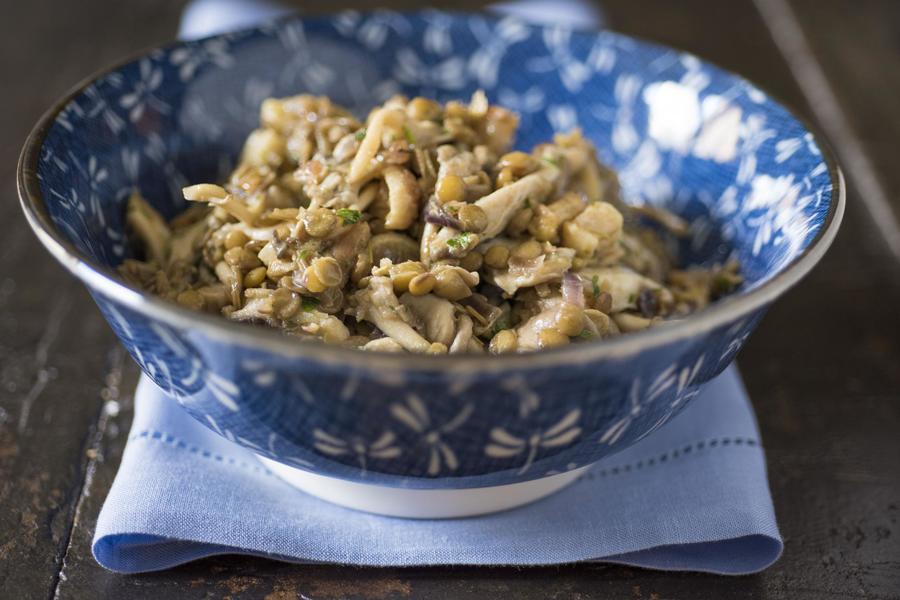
(33, 11, 834, 296)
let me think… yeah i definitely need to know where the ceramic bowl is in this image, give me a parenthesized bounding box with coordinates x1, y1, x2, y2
(19, 11, 843, 517)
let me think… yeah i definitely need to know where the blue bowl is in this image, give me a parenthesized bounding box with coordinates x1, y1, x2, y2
(19, 11, 842, 490)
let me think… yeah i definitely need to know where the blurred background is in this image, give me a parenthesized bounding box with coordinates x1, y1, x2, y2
(2, 1, 899, 598)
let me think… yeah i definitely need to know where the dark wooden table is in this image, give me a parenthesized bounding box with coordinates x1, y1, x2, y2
(3, 1, 899, 598)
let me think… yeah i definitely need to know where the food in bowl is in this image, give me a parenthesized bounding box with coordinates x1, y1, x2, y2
(20, 11, 841, 514)
(119, 91, 741, 354)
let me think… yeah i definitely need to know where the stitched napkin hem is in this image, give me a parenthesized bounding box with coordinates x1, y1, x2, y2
(92, 367, 782, 575)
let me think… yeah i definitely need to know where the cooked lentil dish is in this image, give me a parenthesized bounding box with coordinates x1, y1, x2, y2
(119, 91, 741, 354)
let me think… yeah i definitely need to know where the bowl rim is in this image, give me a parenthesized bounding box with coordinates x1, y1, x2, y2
(17, 10, 845, 374)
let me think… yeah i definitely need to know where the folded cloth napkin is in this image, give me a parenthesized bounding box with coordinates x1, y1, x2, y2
(91, 0, 781, 575)
(176, 0, 606, 40)
(93, 366, 782, 574)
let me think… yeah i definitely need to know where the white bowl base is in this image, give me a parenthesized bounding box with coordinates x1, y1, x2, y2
(258, 456, 589, 519)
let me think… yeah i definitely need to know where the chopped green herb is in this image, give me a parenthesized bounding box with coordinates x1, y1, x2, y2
(591, 275, 600, 298)
(627, 292, 637, 304)
(446, 204, 459, 214)
(354, 129, 367, 141)
(446, 232, 473, 251)
(579, 328, 593, 339)
(541, 156, 561, 168)
(402, 125, 416, 144)
(301, 296, 320, 312)
(295, 241, 319, 263)
(523, 198, 532, 209)
(491, 316, 512, 337)
(336, 208, 361, 224)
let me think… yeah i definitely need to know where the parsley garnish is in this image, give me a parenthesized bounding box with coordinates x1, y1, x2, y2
(541, 156, 561, 168)
(447, 232, 473, 251)
(295, 241, 319, 263)
(354, 128, 367, 141)
(591, 275, 600, 298)
(301, 296, 320, 312)
(336, 208, 361, 224)
(523, 198, 532, 209)
(403, 125, 416, 144)
(491, 315, 511, 337)
(579, 329, 593, 339)
(628, 292, 637, 304)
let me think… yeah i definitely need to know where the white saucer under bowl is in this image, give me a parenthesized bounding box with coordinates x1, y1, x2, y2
(258, 456, 589, 519)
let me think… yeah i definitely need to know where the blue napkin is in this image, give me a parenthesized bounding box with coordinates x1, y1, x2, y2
(176, 0, 606, 40)
(91, 0, 782, 575)
(93, 366, 781, 574)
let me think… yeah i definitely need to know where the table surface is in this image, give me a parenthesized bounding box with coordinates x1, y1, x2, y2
(2, 0, 899, 598)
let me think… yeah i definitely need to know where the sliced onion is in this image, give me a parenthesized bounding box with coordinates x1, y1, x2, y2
(460, 293, 503, 330)
(423, 198, 463, 229)
(423, 211, 461, 229)
(562, 271, 584, 307)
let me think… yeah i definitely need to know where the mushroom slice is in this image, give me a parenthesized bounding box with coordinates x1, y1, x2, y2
(449, 314, 474, 354)
(575, 151, 624, 207)
(168, 218, 207, 267)
(459, 293, 504, 337)
(489, 245, 575, 296)
(613, 312, 654, 332)
(118, 258, 159, 290)
(229, 296, 274, 325)
(215, 222, 279, 243)
(230, 290, 350, 343)
(560, 202, 624, 261)
(576, 266, 672, 313)
(327, 222, 372, 285)
(348, 107, 403, 184)
(619, 230, 670, 283)
(514, 307, 559, 351)
(475, 168, 556, 239)
(183, 184, 260, 226)
(125, 190, 170, 265)
(631, 204, 690, 237)
(400, 293, 456, 346)
(422, 167, 559, 261)
(363, 337, 406, 353)
(354, 276, 430, 352)
(418, 222, 441, 265)
(481, 104, 519, 155)
(296, 313, 351, 343)
(383, 166, 421, 230)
